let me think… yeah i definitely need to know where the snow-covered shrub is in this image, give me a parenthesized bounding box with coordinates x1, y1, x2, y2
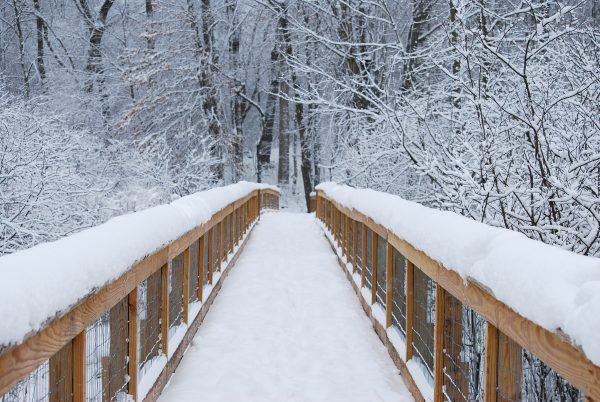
(0, 93, 173, 255)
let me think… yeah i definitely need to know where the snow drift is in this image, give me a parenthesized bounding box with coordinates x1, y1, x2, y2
(316, 182, 600, 367)
(0, 182, 278, 347)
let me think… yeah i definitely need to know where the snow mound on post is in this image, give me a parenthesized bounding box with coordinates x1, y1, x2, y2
(316, 182, 600, 366)
(0, 182, 278, 347)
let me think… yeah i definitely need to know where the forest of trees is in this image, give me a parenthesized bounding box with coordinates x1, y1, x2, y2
(0, 0, 598, 258)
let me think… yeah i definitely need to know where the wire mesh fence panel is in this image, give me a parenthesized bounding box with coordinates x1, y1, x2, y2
(412, 266, 436, 381)
(203, 234, 210, 286)
(189, 240, 199, 304)
(0, 361, 49, 402)
(496, 331, 584, 402)
(442, 292, 486, 402)
(137, 269, 162, 380)
(356, 222, 363, 277)
(86, 297, 129, 402)
(365, 229, 373, 291)
(522, 352, 584, 401)
(391, 248, 407, 336)
(169, 253, 184, 330)
(376, 235, 387, 308)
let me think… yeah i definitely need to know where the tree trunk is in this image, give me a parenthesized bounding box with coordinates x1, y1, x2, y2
(402, 0, 430, 91)
(83, 0, 115, 93)
(256, 45, 279, 183)
(145, 0, 155, 51)
(228, 0, 244, 180)
(33, 0, 46, 89)
(11, 0, 30, 99)
(200, 0, 224, 181)
(277, 78, 289, 185)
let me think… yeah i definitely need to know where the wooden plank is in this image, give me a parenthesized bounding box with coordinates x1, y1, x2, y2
(161, 263, 169, 358)
(72, 332, 86, 402)
(406, 261, 414, 361)
(485, 322, 499, 402)
(433, 285, 445, 402)
(127, 290, 138, 401)
(371, 230, 378, 305)
(183, 247, 190, 324)
(385, 242, 394, 328)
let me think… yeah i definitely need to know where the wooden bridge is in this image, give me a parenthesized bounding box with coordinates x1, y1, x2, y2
(0, 184, 598, 402)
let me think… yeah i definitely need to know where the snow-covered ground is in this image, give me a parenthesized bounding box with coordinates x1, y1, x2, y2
(159, 212, 413, 402)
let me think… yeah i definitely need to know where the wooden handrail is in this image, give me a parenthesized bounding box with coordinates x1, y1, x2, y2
(0, 187, 280, 401)
(315, 190, 600, 401)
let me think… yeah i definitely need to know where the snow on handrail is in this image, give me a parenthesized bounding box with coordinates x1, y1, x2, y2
(0, 181, 276, 348)
(315, 182, 600, 400)
(0, 182, 279, 400)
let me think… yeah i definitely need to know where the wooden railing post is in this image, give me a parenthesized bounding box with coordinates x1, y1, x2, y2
(216, 221, 222, 272)
(183, 247, 190, 324)
(352, 220, 358, 274)
(406, 261, 414, 361)
(238, 207, 242, 242)
(73, 331, 86, 402)
(385, 241, 393, 327)
(198, 235, 204, 301)
(341, 213, 346, 258)
(371, 231, 378, 305)
(485, 322, 499, 402)
(207, 229, 213, 285)
(361, 224, 367, 288)
(344, 215, 349, 259)
(434, 285, 445, 402)
(229, 212, 234, 255)
(333, 208, 337, 241)
(161, 263, 169, 357)
(128, 289, 138, 401)
(256, 193, 260, 220)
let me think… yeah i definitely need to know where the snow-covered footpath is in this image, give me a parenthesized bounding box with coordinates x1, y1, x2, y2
(0, 182, 277, 348)
(317, 182, 600, 367)
(159, 212, 413, 402)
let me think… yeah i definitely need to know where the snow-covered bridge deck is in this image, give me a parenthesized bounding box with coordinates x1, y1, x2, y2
(159, 212, 413, 402)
